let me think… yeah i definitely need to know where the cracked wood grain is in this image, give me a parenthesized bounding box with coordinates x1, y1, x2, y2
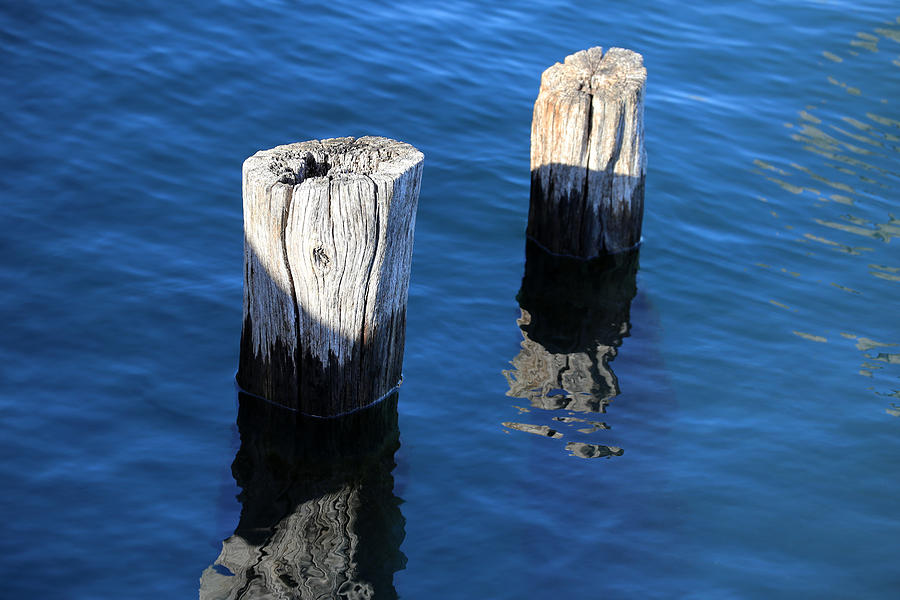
(529, 47, 647, 257)
(238, 136, 423, 415)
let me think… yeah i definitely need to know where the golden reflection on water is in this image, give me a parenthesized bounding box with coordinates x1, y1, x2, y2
(752, 17, 900, 415)
(871, 263, 900, 282)
(769, 300, 795, 311)
(793, 331, 827, 343)
(802, 232, 871, 255)
(851, 32, 879, 53)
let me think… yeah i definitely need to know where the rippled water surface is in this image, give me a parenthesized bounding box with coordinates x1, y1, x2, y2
(2, 1, 898, 598)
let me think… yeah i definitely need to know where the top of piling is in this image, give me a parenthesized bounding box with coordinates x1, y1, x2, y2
(243, 136, 424, 189)
(540, 47, 646, 99)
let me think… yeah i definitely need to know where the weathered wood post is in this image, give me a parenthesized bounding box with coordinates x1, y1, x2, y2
(529, 47, 646, 257)
(238, 136, 424, 416)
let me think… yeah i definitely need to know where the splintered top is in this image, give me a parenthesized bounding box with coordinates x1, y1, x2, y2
(540, 47, 646, 98)
(243, 136, 424, 188)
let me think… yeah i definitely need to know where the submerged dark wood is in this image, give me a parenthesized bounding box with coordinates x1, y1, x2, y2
(529, 47, 647, 257)
(238, 136, 423, 416)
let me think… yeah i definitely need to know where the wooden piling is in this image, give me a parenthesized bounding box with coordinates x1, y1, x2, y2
(529, 47, 647, 257)
(237, 136, 423, 416)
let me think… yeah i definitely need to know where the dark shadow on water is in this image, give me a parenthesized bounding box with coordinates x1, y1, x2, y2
(200, 391, 405, 599)
(503, 239, 639, 456)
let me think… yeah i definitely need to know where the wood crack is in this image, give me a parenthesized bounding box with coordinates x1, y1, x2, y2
(527, 47, 646, 257)
(239, 137, 423, 414)
(281, 185, 302, 399)
(359, 175, 380, 385)
(580, 91, 595, 254)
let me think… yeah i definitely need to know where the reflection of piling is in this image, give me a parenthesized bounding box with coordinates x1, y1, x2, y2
(528, 47, 646, 257)
(505, 240, 639, 413)
(238, 136, 424, 416)
(200, 392, 405, 599)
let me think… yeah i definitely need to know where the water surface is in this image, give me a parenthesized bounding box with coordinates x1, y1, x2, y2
(1, 1, 898, 598)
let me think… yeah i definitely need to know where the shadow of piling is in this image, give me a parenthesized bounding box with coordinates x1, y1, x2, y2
(200, 392, 406, 599)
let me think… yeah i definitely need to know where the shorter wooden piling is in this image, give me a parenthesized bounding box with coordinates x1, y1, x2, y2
(238, 136, 424, 416)
(529, 47, 647, 257)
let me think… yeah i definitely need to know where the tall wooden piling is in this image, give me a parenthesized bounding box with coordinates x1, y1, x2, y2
(238, 136, 424, 416)
(529, 47, 646, 257)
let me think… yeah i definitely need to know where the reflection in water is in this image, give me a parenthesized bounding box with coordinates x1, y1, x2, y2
(503, 240, 638, 456)
(751, 17, 900, 415)
(501, 421, 563, 438)
(200, 393, 405, 599)
(565, 442, 624, 459)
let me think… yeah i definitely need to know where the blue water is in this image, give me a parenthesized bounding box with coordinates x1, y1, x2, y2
(2, 1, 899, 597)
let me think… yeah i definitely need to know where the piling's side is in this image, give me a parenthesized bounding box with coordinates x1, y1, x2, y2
(238, 136, 423, 416)
(529, 47, 646, 257)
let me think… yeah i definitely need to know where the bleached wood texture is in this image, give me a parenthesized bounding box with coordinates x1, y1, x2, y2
(238, 136, 423, 415)
(529, 47, 647, 257)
